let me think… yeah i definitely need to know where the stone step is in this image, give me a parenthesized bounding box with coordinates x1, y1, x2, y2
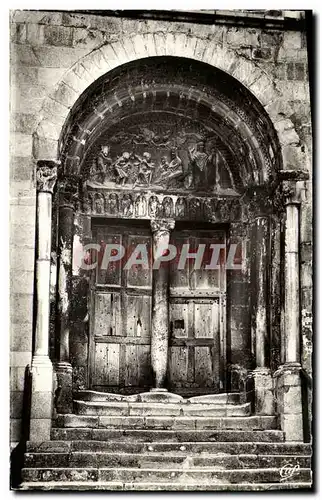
(19, 481, 313, 491)
(51, 428, 285, 442)
(22, 467, 312, 484)
(24, 451, 311, 469)
(74, 400, 251, 417)
(75, 390, 240, 405)
(55, 414, 276, 431)
(27, 440, 311, 455)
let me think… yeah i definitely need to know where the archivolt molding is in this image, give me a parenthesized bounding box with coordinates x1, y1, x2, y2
(33, 31, 301, 169)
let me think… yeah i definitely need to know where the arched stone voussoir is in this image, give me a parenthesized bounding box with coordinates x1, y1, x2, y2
(38, 32, 282, 152)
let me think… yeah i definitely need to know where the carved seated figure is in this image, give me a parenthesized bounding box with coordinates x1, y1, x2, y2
(156, 150, 183, 187)
(91, 145, 112, 184)
(113, 152, 131, 186)
(133, 152, 155, 187)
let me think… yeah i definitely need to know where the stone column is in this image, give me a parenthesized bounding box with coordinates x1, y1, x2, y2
(275, 176, 307, 441)
(150, 219, 175, 390)
(252, 215, 274, 415)
(30, 161, 57, 441)
(54, 177, 78, 413)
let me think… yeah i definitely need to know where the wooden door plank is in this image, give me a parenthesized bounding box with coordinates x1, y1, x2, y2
(194, 346, 213, 387)
(125, 295, 151, 337)
(125, 345, 139, 386)
(169, 346, 188, 385)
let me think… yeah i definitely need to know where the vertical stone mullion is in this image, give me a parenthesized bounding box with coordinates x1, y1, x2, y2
(150, 219, 175, 390)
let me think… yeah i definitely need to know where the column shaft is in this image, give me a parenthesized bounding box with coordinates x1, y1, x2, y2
(254, 216, 269, 368)
(55, 180, 77, 414)
(30, 162, 57, 441)
(150, 219, 175, 389)
(274, 176, 308, 442)
(253, 215, 274, 415)
(284, 203, 300, 363)
(57, 204, 74, 363)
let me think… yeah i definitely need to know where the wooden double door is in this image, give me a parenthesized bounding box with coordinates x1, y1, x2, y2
(89, 222, 226, 394)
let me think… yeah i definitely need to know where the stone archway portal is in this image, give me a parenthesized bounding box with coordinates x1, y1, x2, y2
(55, 56, 282, 401)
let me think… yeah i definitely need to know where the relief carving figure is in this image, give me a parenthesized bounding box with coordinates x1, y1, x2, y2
(203, 198, 214, 219)
(187, 141, 212, 188)
(88, 191, 96, 212)
(95, 193, 105, 214)
(113, 152, 131, 185)
(158, 156, 170, 179)
(121, 194, 134, 216)
(91, 145, 112, 183)
(149, 195, 160, 218)
(162, 196, 174, 218)
(175, 197, 186, 218)
(155, 150, 183, 187)
(135, 195, 147, 217)
(133, 152, 155, 187)
(82, 194, 91, 214)
(107, 193, 119, 215)
(189, 198, 202, 219)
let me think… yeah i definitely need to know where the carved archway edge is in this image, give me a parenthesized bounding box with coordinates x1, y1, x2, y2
(33, 32, 303, 172)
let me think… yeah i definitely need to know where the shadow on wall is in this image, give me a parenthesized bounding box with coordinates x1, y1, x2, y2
(10, 365, 32, 489)
(301, 369, 312, 443)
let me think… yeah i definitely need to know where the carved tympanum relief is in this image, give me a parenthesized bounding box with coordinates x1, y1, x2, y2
(84, 118, 240, 195)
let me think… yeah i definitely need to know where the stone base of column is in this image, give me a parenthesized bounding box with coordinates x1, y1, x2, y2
(253, 367, 275, 415)
(29, 355, 55, 442)
(274, 362, 304, 441)
(54, 362, 73, 414)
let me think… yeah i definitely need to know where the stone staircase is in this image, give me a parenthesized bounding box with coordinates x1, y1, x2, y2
(20, 391, 312, 491)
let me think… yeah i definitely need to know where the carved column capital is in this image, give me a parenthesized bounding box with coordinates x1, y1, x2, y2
(278, 169, 309, 206)
(36, 161, 58, 193)
(281, 179, 307, 206)
(150, 219, 175, 236)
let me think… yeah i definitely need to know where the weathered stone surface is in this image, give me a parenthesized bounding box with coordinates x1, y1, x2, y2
(11, 10, 63, 25)
(43, 25, 73, 47)
(51, 427, 285, 443)
(10, 324, 33, 352)
(283, 31, 302, 49)
(10, 113, 39, 134)
(10, 293, 34, 324)
(10, 132, 33, 157)
(19, 481, 313, 491)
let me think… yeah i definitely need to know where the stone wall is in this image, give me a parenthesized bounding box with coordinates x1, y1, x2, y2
(10, 10, 312, 444)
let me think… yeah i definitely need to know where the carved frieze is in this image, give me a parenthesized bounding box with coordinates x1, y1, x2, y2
(80, 188, 242, 223)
